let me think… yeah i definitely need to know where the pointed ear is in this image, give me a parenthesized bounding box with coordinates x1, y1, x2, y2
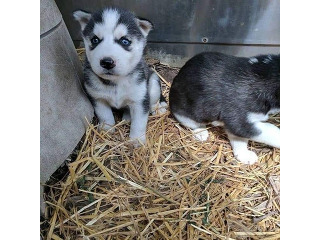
(136, 17, 153, 37)
(73, 10, 92, 30)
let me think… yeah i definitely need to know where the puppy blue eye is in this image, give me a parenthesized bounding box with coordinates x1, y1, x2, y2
(91, 36, 100, 44)
(120, 37, 131, 46)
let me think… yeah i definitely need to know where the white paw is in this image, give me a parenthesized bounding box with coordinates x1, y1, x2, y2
(151, 102, 167, 115)
(129, 135, 146, 148)
(234, 150, 258, 165)
(98, 123, 115, 133)
(192, 128, 209, 142)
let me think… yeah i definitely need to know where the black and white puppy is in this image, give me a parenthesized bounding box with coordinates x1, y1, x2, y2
(73, 7, 166, 145)
(169, 52, 280, 164)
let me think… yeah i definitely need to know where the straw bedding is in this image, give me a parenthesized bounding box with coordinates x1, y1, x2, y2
(41, 50, 280, 240)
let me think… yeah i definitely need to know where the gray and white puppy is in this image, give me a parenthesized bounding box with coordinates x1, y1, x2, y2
(169, 52, 280, 164)
(73, 7, 166, 145)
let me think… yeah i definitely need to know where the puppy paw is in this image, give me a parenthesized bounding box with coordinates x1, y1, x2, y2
(192, 128, 209, 142)
(129, 135, 146, 148)
(235, 150, 258, 165)
(151, 102, 168, 115)
(158, 102, 168, 114)
(98, 123, 115, 133)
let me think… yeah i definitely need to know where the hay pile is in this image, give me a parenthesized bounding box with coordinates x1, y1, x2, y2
(41, 51, 280, 240)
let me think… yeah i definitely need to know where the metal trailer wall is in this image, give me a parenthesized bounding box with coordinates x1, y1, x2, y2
(55, 0, 280, 67)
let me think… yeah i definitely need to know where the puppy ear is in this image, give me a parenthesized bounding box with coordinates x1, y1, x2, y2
(73, 10, 92, 30)
(136, 17, 153, 37)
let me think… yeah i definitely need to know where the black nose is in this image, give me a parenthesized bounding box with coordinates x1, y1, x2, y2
(100, 58, 116, 69)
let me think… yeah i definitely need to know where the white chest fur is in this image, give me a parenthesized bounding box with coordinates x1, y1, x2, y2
(85, 72, 147, 109)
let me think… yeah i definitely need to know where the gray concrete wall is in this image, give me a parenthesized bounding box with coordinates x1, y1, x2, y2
(40, 0, 94, 211)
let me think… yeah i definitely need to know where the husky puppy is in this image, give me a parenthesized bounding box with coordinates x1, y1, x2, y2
(73, 7, 166, 145)
(169, 52, 280, 164)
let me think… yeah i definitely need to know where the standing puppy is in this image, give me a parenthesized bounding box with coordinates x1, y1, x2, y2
(169, 52, 280, 164)
(73, 7, 166, 145)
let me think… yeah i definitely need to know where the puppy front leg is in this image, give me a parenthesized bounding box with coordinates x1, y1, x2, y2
(250, 122, 280, 148)
(129, 104, 149, 146)
(94, 100, 115, 132)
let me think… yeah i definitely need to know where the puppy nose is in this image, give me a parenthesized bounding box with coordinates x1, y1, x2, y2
(100, 58, 116, 69)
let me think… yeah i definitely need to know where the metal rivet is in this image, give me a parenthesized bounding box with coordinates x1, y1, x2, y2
(201, 37, 209, 43)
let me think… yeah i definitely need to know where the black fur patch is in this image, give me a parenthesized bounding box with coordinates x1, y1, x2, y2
(83, 58, 94, 87)
(89, 36, 103, 51)
(133, 60, 149, 84)
(116, 8, 144, 39)
(82, 63, 96, 108)
(82, 10, 103, 37)
(99, 78, 116, 86)
(142, 92, 150, 114)
(169, 52, 280, 139)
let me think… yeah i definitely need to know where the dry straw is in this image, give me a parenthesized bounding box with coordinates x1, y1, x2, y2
(42, 50, 280, 240)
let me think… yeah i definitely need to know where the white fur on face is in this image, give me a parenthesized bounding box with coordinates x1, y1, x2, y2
(84, 9, 145, 80)
(114, 24, 128, 39)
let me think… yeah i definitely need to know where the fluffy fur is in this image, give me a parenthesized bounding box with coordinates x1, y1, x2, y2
(73, 7, 166, 145)
(169, 52, 280, 164)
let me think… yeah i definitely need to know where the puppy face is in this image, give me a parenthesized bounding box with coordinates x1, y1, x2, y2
(73, 8, 153, 80)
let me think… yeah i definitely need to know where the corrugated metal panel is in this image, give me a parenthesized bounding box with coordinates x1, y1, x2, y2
(55, 0, 279, 66)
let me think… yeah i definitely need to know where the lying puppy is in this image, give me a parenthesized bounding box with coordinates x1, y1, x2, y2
(169, 52, 280, 164)
(73, 7, 166, 145)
